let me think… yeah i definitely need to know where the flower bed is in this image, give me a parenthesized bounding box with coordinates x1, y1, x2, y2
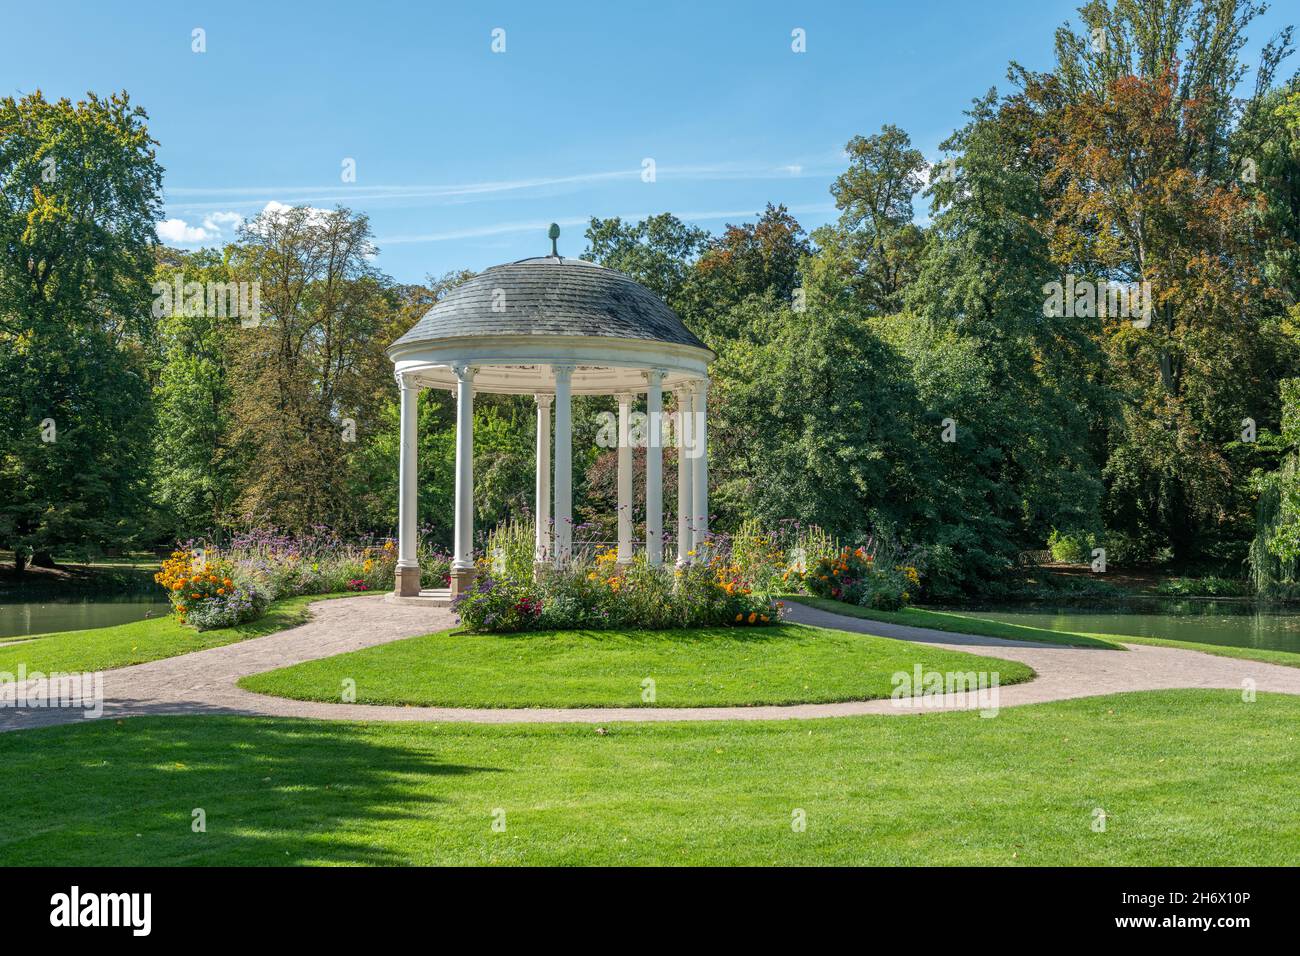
(802, 545, 921, 611)
(155, 528, 451, 630)
(453, 549, 783, 633)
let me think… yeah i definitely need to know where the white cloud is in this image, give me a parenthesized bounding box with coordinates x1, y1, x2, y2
(156, 218, 214, 244)
(155, 210, 246, 246)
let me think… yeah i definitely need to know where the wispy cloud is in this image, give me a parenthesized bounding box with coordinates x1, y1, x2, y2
(162, 159, 839, 214)
(375, 204, 839, 246)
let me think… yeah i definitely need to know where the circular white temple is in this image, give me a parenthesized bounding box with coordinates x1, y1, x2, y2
(385, 238, 714, 602)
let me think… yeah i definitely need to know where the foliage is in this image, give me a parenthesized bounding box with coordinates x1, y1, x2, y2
(807, 125, 928, 315)
(1152, 576, 1251, 598)
(709, 302, 920, 541)
(484, 516, 536, 583)
(802, 544, 921, 611)
(0, 91, 162, 570)
(1047, 529, 1095, 564)
(453, 550, 781, 633)
(223, 205, 394, 532)
(153, 530, 449, 629)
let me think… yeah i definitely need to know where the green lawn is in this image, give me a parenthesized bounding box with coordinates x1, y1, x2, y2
(785, 595, 1122, 648)
(1070, 631, 1300, 669)
(0, 690, 1294, 865)
(788, 595, 1300, 669)
(237, 623, 1034, 708)
(0, 594, 346, 674)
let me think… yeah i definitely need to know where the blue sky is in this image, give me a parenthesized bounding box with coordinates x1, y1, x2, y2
(3, 0, 1294, 282)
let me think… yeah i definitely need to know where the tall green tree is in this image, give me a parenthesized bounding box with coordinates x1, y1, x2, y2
(1014, 0, 1294, 563)
(905, 92, 1107, 590)
(806, 125, 928, 315)
(148, 247, 239, 540)
(0, 91, 162, 570)
(224, 205, 393, 531)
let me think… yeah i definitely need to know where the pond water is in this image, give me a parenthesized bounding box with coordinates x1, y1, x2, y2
(959, 600, 1300, 653)
(0, 595, 172, 641)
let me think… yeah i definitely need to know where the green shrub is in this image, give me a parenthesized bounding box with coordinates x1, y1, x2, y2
(485, 517, 536, 583)
(1047, 529, 1095, 564)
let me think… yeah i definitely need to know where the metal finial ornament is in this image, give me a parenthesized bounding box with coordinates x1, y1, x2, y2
(548, 222, 560, 257)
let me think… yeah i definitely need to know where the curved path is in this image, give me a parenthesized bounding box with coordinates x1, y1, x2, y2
(2, 595, 1299, 732)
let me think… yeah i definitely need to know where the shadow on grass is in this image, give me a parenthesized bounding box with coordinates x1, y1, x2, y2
(784, 595, 1120, 649)
(0, 713, 500, 866)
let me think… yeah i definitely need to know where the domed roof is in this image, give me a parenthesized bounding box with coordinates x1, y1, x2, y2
(389, 256, 708, 354)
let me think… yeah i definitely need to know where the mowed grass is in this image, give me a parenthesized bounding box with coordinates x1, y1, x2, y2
(789, 595, 1300, 669)
(1065, 631, 1300, 669)
(237, 623, 1034, 708)
(786, 596, 1121, 648)
(0, 690, 1295, 865)
(0, 594, 346, 674)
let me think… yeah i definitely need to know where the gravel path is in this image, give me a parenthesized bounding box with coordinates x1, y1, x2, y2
(2, 595, 1298, 732)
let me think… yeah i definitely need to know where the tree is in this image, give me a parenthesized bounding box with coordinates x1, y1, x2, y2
(583, 213, 709, 318)
(806, 125, 928, 315)
(148, 247, 239, 540)
(224, 205, 393, 531)
(1015, 0, 1294, 563)
(0, 90, 162, 570)
(904, 91, 1107, 591)
(685, 203, 811, 338)
(709, 303, 921, 540)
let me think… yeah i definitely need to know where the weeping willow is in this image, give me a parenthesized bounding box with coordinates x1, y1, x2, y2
(1250, 456, 1300, 595)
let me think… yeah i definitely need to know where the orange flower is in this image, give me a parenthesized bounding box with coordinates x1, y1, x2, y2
(735, 613, 743, 622)
(747, 612, 757, 624)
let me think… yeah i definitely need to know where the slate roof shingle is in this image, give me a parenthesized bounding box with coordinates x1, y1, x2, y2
(389, 257, 709, 352)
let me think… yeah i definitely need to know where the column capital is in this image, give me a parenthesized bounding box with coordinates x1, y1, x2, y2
(615, 391, 635, 405)
(644, 368, 666, 385)
(552, 364, 576, 382)
(534, 392, 554, 409)
(451, 362, 476, 382)
(395, 371, 422, 391)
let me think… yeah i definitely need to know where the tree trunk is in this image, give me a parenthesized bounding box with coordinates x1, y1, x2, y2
(31, 550, 56, 569)
(13, 551, 26, 574)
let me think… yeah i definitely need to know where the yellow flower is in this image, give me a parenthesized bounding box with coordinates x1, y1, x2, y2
(734, 613, 743, 622)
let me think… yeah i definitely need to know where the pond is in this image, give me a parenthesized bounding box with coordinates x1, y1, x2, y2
(959, 599, 1300, 653)
(0, 595, 172, 641)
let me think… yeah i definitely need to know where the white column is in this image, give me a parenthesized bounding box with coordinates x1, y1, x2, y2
(553, 365, 574, 564)
(534, 393, 552, 562)
(616, 391, 634, 563)
(692, 377, 709, 556)
(396, 374, 421, 595)
(451, 363, 475, 584)
(645, 369, 664, 565)
(675, 384, 693, 565)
